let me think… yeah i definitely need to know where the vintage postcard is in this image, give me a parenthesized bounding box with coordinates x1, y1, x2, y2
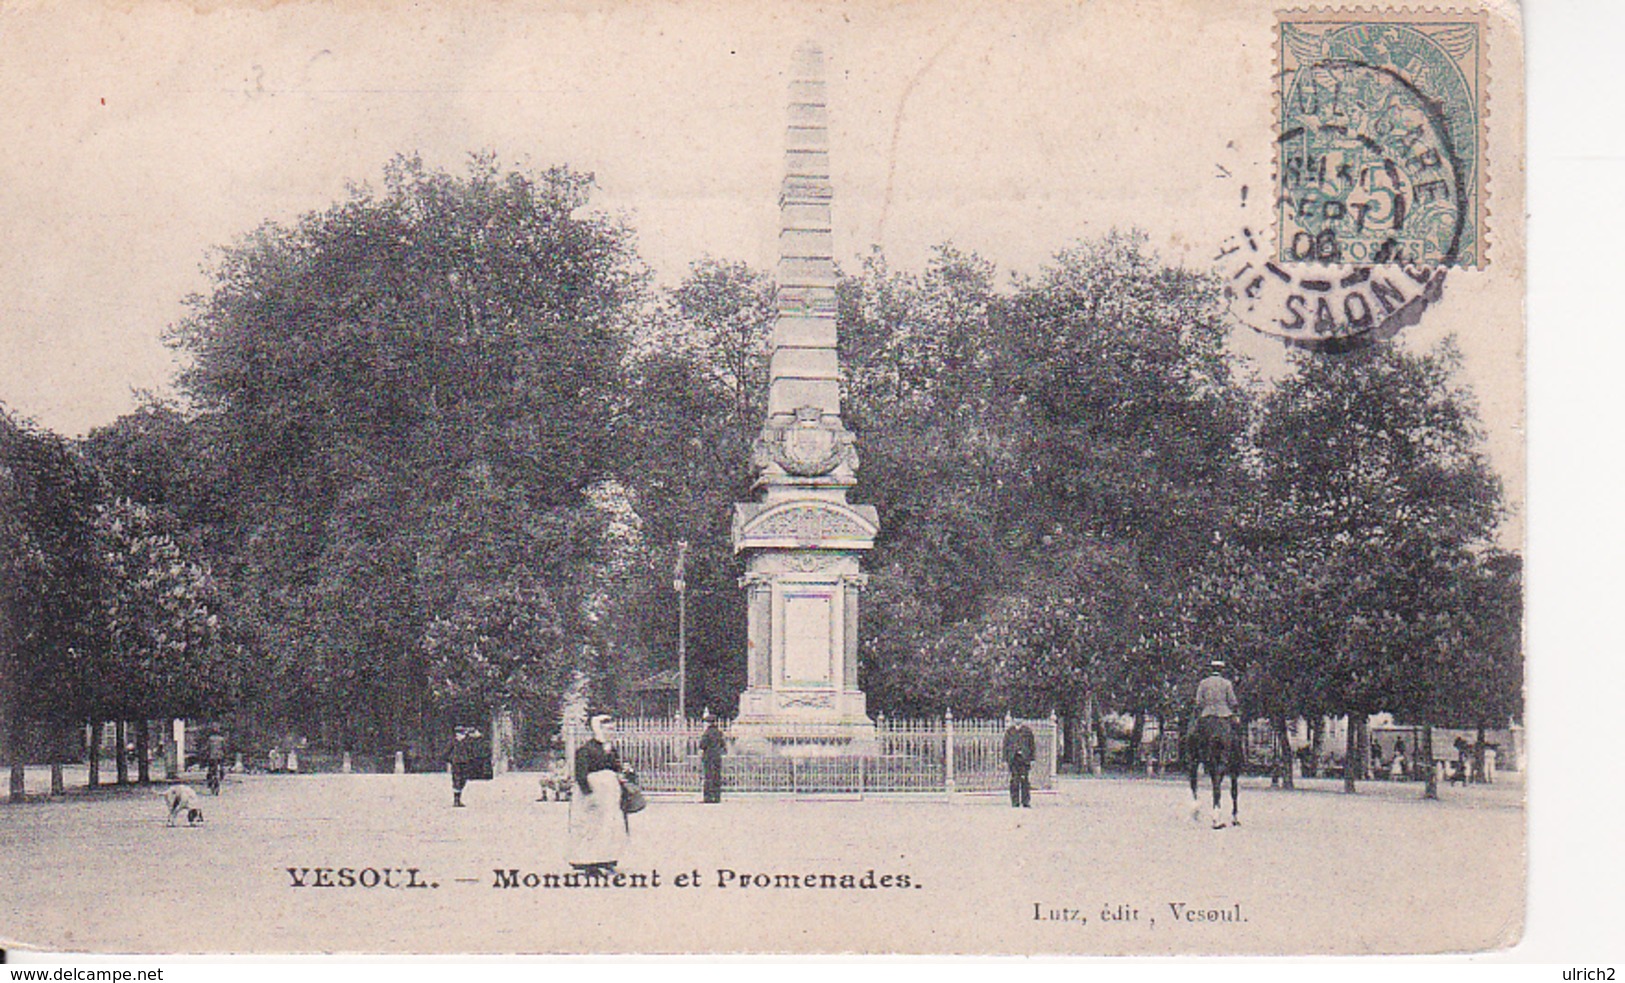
(0, 0, 1525, 957)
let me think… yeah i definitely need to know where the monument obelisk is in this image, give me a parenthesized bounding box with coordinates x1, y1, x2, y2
(731, 43, 878, 750)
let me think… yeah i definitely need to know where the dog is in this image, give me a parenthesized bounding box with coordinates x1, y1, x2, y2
(165, 784, 205, 826)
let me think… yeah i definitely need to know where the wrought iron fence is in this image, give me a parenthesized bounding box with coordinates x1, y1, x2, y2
(562, 713, 1056, 795)
(1245, 719, 1278, 766)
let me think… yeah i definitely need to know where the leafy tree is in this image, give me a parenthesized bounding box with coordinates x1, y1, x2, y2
(165, 154, 645, 755)
(1187, 523, 1330, 786)
(82, 402, 216, 533)
(1007, 233, 1247, 558)
(0, 409, 103, 798)
(830, 234, 1254, 747)
(613, 259, 776, 715)
(998, 233, 1250, 760)
(635, 257, 775, 442)
(1253, 339, 1508, 792)
(837, 247, 1028, 714)
(91, 497, 233, 781)
(423, 577, 562, 722)
(1390, 546, 1521, 796)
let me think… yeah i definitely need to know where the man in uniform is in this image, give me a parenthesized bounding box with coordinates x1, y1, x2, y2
(1002, 714, 1036, 808)
(699, 710, 726, 804)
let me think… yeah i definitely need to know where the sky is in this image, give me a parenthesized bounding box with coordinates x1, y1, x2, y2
(0, 0, 1523, 533)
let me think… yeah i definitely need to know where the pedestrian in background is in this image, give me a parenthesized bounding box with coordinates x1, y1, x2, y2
(1451, 735, 1472, 785)
(1002, 714, 1036, 808)
(446, 726, 483, 808)
(700, 710, 726, 804)
(205, 726, 228, 793)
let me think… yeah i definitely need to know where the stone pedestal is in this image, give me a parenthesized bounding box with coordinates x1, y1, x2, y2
(729, 509, 878, 754)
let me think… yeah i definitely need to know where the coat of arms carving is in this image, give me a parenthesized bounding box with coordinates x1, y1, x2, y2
(754, 406, 858, 478)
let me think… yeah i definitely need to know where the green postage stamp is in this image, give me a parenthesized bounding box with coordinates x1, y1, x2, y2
(1277, 10, 1487, 268)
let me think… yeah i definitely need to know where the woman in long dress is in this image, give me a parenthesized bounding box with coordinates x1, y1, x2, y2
(567, 713, 627, 874)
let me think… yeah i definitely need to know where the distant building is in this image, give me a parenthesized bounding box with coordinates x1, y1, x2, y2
(626, 669, 680, 719)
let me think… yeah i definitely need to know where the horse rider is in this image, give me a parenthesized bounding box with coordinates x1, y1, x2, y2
(1191, 658, 1241, 744)
(1189, 658, 1244, 828)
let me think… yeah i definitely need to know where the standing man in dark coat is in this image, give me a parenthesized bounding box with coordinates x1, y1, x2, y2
(204, 726, 228, 793)
(447, 726, 482, 808)
(1002, 714, 1036, 808)
(699, 710, 726, 804)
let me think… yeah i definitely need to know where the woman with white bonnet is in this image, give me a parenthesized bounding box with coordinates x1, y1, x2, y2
(567, 710, 627, 875)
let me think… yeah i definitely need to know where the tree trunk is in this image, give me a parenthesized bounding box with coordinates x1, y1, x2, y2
(1308, 718, 1323, 778)
(1055, 712, 1069, 769)
(136, 719, 151, 784)
(1356, 715, 1371, 781)
(1422, 723, 1439, 800)
(1128, 711, 1144, 770)
(1343, 714, 1359, 793)
(1276, 716, 1295, 790)
(1073, 711, 1086, 769)
(49, 720, 65, 795)
(115, 720, 129, 784)
(0, 609, 14, 801)
(1268, 714, 1281, 787)
(6, 710, 26, 802)
(88, 721, 102, 787)
(1270, 724, 1281, 788)
(1086, 694, 1103, 775)
(1473, 724, 1487, 783)
(163, 719, 178, 780)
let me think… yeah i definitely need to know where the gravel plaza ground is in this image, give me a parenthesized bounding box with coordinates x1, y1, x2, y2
(0, 766, 1523, 956)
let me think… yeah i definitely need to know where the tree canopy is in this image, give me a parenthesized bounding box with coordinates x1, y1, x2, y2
(160, 154, 645, 754)
(1, 151, 1521, 786)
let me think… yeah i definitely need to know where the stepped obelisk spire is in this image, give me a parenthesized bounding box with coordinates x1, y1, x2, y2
(730, 43, 878, 746)
(748, 42, 860, 499)
(767, 43, 842, 428)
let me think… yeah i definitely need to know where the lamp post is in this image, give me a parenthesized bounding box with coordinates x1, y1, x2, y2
(674, 540, 688, 721)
